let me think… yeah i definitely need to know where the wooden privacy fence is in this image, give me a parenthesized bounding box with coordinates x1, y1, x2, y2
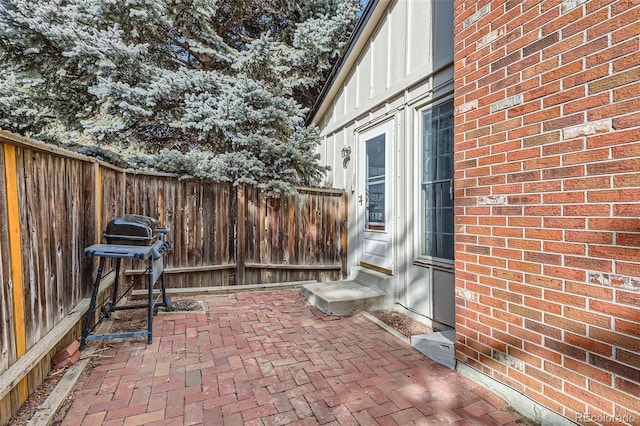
(122, 176, 348, 288)
(0, 130, 347, 424)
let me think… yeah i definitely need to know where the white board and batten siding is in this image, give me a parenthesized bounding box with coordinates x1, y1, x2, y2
(314, 0, 455, 325)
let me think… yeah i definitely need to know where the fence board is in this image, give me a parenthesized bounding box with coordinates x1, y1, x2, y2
(0, 145, 15, 377)
(100, 168, 126, 234)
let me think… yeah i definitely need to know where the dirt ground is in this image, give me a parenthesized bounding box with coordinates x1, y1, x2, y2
(368, 309, 433, 337)
(6, 301, 431, 425)
(5, 368, 64, 426)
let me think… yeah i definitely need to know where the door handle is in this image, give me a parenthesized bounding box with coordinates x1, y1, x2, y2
(358, 195, 363, 205)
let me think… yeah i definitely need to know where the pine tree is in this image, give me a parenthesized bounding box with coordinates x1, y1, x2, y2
(0, 0, 361, 192)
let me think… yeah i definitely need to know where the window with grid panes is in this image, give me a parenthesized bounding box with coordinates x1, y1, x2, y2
(422, 99, 454, 260)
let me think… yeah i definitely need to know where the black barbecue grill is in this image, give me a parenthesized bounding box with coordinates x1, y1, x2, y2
(81, 215, 172, 349)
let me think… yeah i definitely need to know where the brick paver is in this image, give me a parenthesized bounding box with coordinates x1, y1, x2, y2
(64, 289, 532, 425)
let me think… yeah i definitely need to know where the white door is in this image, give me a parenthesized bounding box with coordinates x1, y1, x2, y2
(358, 121, 394, 274)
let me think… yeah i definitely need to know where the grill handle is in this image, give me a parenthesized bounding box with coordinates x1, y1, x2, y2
(152, 241, 172, 259)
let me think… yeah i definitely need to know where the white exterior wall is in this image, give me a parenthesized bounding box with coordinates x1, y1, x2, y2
(315, 0, 454, 324)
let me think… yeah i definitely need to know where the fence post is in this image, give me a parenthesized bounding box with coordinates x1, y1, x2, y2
(341, 191, 348, 279)
(2, 144, 28, 403)
(94, 163, 103, 240)
(236, 184, 246, 285)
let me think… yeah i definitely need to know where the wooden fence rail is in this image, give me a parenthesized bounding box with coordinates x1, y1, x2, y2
(0, 130, 347, 424)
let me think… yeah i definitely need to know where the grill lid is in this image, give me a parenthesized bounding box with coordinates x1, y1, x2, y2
(104, 214, 163, 246)
(121, 214, 161, 230)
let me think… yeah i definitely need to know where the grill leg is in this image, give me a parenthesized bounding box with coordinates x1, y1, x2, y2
(147, 256, 153, 344)
(81, 257, 106, 350)
(104, 259, 121, 316)
(160, 270, 170, 310)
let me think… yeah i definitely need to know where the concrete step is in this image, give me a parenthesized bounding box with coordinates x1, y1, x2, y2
(411, 329, 456, 369)
(351, 266, 394, 293)
(301, 280, 391, 316)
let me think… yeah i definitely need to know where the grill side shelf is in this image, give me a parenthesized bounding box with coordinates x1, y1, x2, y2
(84, 244, 155, 260)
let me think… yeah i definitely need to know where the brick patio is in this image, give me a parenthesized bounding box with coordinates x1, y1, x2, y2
(61, 289, 531, 425)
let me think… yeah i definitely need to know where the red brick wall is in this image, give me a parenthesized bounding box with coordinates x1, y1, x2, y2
(453, 0, 640, 423)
